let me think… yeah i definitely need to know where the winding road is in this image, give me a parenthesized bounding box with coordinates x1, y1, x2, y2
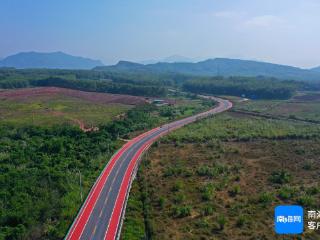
(65, 96, 233, 240)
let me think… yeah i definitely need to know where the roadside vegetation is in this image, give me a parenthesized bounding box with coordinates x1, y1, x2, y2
(0, 91, 212, 240)
(122, 101, 320, 239)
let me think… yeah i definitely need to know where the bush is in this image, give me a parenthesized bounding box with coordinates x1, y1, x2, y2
(199, 183, 215, 201)
(172, 205, 192, 218)
(172, 181, 183, 192)
(236, 215, 248, 228)
(278, 186, 296, 200)
(158, 197, 166, 209)
(217, 215, 227, 230)
(297, 195, 315, 207)
(259, 192, 274, 204)
(229, 185, 241, 197)
(269, 170, 291, 184)
(174, 193, 186, 204)
(201, 204, 215, 216)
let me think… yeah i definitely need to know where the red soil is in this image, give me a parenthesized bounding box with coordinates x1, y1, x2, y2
(0, 87, 148, 105)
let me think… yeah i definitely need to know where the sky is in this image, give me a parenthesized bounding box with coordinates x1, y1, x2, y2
(1, 0, 320, 68)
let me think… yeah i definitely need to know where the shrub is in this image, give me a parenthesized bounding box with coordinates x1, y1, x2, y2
(269, 170, 291, 184)
(217, 215, 227, 230)
(297, 195, 315, 207)
(259, 192, 274, 204)
(174, 193, 186, 204)
(199, 183, 215, 201)
(229, 185, 241, 197)
(302, 160, 313, 170)
(158, 197, 166, 209)
(201, 204, 215, 216)
(306, 186, 320, 195)
(278, 186, 296, 200)
(172, 181, 183, 192)
(172, 205, 192, 218)
(236, 215, 248, 228)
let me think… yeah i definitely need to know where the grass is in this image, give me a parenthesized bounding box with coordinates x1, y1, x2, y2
(234, 91, 320, 122)
(121, 111, 320, 239)
(0, 95, 131, 127)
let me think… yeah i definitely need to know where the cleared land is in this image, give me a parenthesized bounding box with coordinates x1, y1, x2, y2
(0, 87, 147, 127)
(122, 100, 320, 240)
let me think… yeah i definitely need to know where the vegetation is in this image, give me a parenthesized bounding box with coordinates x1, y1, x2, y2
(0, 95, 131, 127)
(0, 90, 214, 240)
(122, 108, 320, 239)
(1, 68, 318, 100)
(183, 76, 302, 100)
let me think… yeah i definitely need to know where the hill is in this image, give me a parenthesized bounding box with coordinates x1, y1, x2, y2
(95, 58, 320, 81)
(0, 51, 104, 69)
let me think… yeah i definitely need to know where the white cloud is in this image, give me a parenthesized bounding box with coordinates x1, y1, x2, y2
(213, 11, 245, 19)
(244, 15, 285, 28)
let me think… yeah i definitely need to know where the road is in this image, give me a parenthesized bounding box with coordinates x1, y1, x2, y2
(65, 96, 233, 240)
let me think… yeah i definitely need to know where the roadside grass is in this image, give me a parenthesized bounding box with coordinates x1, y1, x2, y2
(122, 112, 320, 240)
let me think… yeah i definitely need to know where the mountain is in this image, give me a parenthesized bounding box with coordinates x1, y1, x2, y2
(95, 58, 320, 81)
(161, 55, 195, 63)
(140, 55, 195, 64)
(0, 51, 104, 69)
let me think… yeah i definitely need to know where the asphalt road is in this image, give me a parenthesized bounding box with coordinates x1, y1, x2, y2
(65, 96, 233, 240)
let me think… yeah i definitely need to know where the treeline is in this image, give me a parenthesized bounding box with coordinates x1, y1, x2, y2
(1, 68, 318, 99)
(0, 104, 161, 240)
(183, 76, 302, 100)
(31, 77, 167, 97)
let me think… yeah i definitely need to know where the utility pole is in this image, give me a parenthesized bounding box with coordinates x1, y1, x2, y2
(78, 169, 83, 202)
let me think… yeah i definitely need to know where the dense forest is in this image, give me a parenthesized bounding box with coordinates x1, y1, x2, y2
(183, 76, 304, 100)
(0, 105, 161, 240)
(1, 68, 319, 99)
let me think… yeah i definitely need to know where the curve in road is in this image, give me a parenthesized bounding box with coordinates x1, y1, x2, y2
(65, 96, 233, 240)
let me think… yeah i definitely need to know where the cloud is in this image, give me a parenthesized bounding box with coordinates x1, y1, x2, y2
(213, 11, 245, 19)
(244, 15, 285, 28)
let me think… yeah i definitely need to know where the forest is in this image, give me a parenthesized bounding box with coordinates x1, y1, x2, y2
(1, 68, 318, 100)
(0, 104, 162, 239)
(183, 76, 303, 100)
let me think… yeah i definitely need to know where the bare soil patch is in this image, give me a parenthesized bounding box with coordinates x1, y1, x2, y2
(0, 87, 148, 105)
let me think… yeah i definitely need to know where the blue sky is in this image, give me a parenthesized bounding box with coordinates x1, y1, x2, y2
(1, 0, 320, 67)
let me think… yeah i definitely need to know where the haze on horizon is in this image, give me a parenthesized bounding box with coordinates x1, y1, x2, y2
(1, 0, 320, 68)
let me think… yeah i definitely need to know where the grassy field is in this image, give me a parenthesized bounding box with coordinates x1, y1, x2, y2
(0, 95, 131, 127)
(234, 91, 320, 123)
(121, 111, 320, 240)
(0, 88, 212, 129)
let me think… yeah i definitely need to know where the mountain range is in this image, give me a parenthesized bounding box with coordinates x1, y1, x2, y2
(95, 58, 320, 81)
(0, 51, 104, 69)
(1, 51, 320, 81)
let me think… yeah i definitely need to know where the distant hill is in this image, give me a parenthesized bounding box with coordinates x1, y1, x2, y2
(140, 55, 195, 64)
(0, 51, 104, 69)
(95, 58, 320, 81)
